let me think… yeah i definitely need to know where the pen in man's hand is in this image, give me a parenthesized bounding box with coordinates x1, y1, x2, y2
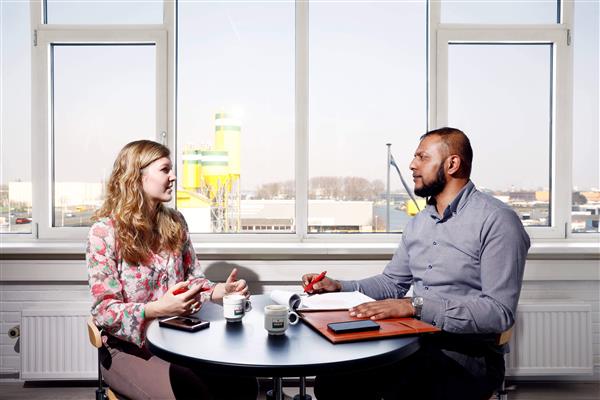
(304, 270, 327, 293)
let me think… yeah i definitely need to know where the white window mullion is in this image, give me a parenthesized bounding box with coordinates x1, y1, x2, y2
(295, 0, 309, 241)
(29, 1, 47, 241)
(435, 29, 449, 129)
(155, 30, 168, 147)
(164, 0, 176, 210)
(428, 0, 441, 130)
(553, 25, 573, 238)
(559, 0, 575, 238)
(164, 0, 176, 149)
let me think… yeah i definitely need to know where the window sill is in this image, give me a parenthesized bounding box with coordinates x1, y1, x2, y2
(0, 239, 598, 260)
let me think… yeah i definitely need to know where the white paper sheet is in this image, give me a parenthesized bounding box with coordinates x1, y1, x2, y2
(269, 290, 374, 311)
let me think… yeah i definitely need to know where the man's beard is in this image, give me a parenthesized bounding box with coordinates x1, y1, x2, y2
(414, 164, 446, 198)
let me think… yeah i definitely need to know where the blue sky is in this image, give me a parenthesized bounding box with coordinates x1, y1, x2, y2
(1, 0, 598, 192)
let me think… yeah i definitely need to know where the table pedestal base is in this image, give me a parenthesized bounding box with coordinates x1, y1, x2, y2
(266, 376, 312, 400)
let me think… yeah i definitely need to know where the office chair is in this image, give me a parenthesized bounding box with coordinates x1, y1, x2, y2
(494, 327, 514, 400)
(86, 317, 120, 400)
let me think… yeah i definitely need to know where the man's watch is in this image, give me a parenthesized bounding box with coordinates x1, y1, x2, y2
(411, 296, 424, 320)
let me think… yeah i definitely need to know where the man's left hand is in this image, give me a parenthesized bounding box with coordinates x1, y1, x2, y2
(349, 299, 415, 320)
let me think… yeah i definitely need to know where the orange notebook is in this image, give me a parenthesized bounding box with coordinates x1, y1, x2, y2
(299, 310, 440, 344)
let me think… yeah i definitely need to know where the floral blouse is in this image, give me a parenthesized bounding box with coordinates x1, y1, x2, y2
(86, 216, 214, 347)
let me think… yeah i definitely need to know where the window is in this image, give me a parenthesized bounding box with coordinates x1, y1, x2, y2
(441, 0, 560, 24)
(571, 0, 599, 233)
(308, 0, 427, 233)
(45, 0, 163, 24)
(447, 44, 552, 227)
(436, 0, 570, 238)
(176, 0, 295, 233)
(51, 44, 157, 227)
(14, 0, 595, 242)
(32, 13, 167, 237)
(1, 0, 32, 234)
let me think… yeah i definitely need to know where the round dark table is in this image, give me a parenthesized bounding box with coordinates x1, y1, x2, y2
(146, 294, 420, 400)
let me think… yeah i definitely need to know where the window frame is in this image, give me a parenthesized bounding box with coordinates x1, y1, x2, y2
(3, 0, 592, 244)
(436, 27, 571, 239)
(430, 1, 573, 239)
(30, 2, 168, 240)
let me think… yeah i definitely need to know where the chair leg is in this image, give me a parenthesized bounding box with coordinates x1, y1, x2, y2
(106, 388, 119, 400)
(96, 348, 106, 400)
(496, 379, 508, 400)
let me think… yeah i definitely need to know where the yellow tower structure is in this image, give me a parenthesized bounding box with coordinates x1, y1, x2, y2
(200, 150, 230, 198)
(213, 112, 241, 231)
(181, 146, 202, 190)
(214, 112, 241, 177)
(182, 112, 242, 232)
(199, 150, 231, 232)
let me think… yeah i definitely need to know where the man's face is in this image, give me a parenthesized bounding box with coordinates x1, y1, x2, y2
(409, 135, 447, 198)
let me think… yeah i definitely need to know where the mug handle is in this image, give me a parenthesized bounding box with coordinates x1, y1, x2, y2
(244, 300, 252, 313)
(288, 311, 299, 325)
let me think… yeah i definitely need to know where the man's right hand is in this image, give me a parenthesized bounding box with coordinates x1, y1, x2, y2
(301, 273, 342, 294)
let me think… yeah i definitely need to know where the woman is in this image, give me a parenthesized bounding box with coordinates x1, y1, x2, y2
(87, 140, 258, 400)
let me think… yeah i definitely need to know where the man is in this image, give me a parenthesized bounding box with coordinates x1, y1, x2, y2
(303, 127, 530, 400)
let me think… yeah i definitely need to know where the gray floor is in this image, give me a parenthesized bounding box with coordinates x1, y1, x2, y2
(0, 380, 599, 400)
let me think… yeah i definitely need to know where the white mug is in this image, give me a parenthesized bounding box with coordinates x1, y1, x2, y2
(264, 304, 299, 335)
(223, 294, 252, 322)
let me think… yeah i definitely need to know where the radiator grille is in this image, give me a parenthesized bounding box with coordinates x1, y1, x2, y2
(18, 303, 594, 379)
(506, 303, 593, 376)
(21, 307, 96, 380)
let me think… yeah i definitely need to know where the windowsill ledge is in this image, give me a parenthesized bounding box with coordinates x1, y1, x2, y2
(1, 240, 598, 260)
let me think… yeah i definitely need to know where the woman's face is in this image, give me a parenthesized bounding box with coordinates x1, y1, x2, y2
(141, 157, 176, 206)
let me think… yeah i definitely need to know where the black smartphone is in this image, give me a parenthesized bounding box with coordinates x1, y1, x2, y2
(327, 320, 380, 334)
(159, 316, 210, 332)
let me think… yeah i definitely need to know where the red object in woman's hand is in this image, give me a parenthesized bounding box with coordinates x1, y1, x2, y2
(173, 286, 188, 295)
(173, 285, 211, 296)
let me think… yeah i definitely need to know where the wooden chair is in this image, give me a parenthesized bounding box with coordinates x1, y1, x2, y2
(86, 317, 119, 400)
(494, 327, 514, 400)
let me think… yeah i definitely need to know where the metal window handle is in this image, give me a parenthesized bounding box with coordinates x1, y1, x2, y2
(160, 131, 167, 145)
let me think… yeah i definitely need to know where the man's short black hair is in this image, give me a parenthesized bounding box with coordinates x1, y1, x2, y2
(421, 127, 473, 179)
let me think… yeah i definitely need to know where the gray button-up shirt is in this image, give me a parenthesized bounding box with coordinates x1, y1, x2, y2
(341, 181, 530, 335)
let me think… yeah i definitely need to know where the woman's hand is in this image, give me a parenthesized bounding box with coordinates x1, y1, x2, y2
(145, 281, 203, 319)
(210, 268, 249, 301)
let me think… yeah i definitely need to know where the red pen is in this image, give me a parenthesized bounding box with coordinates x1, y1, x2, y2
(304, 270, 327, 293)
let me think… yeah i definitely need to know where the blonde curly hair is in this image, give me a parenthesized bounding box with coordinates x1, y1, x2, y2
(94, 140, 185, 265)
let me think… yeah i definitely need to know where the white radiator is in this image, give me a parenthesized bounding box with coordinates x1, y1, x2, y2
(506, 303, 593, 376)
(21, 306, 96, 380)
(18, 303, 594, 379)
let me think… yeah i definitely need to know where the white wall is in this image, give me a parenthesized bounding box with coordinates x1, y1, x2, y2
(1, 258, 598, 379)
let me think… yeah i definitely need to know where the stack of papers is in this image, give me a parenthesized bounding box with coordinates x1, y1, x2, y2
(270, 290, 375, 311)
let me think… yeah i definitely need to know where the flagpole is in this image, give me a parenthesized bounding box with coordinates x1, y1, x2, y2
(386, 143, 391, 232)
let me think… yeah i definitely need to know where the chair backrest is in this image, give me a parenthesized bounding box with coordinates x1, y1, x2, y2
(497, 327, 513, 346)
(87, 316, 103, 349)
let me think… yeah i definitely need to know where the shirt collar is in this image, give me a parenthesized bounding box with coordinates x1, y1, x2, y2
(449, 180, 476, 215)
(425, 180, 476, 221)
